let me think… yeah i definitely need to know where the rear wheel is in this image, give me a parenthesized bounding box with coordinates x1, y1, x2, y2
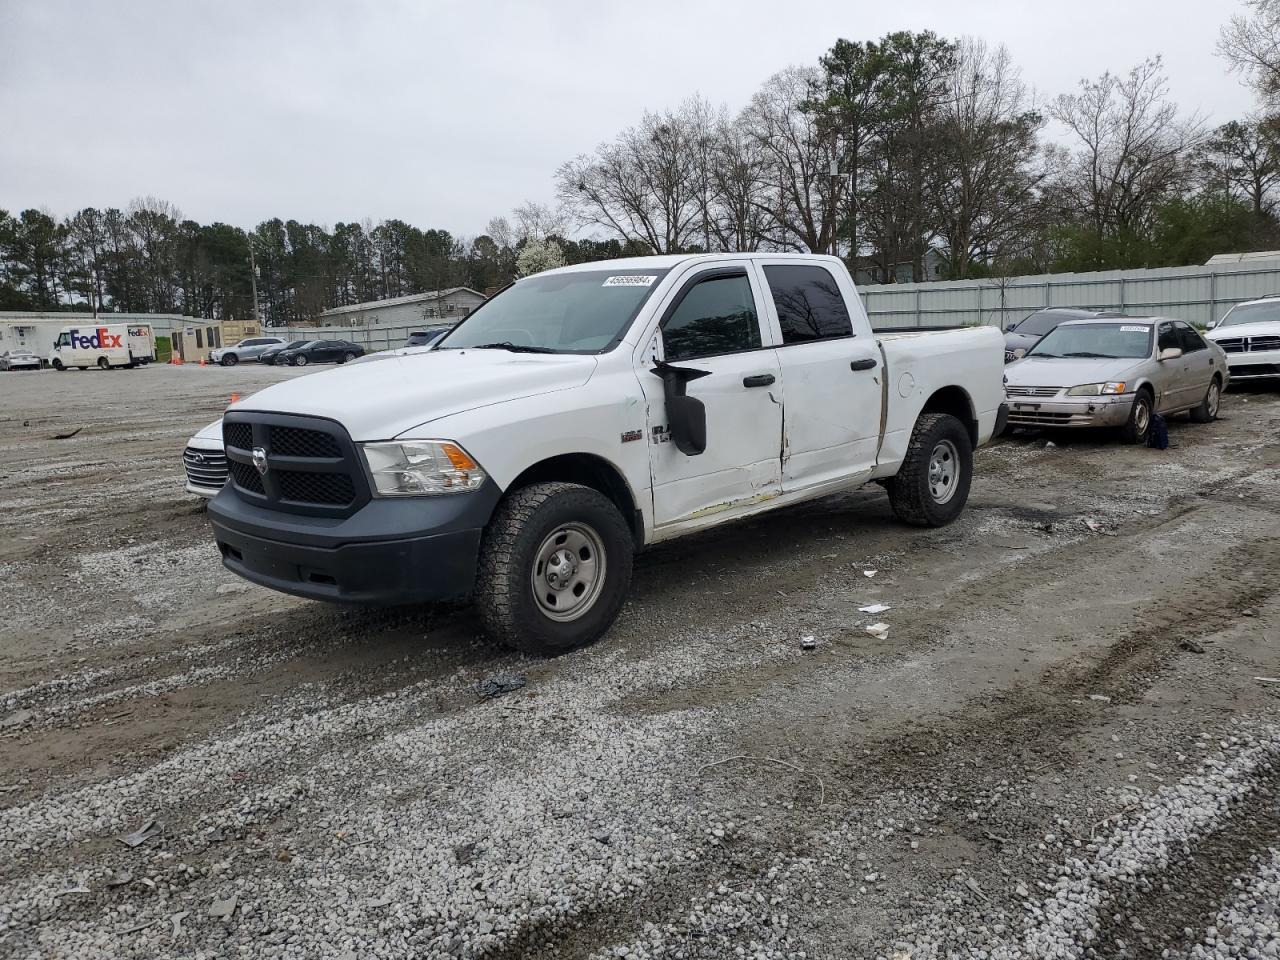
(1190, 377, 1221, 424)
(1120, 390, 1153, 444)
(476, 482, 633, 655)
(884, 413, 973, 527)
(342, 352, 357, 363)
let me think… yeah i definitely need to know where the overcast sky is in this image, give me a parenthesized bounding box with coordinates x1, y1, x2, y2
(0, 0, 1257, 238)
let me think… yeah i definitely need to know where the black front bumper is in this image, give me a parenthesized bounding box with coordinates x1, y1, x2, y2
(208, 481, 501, 605)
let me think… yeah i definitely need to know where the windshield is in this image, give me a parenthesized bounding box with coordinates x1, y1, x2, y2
(1013, 311, 1076, 337)
(1220, 301, 1280, 327)
(283, 340, 308, 349)
(1026, 323, 1152, 359)
(437, 269, 671, 354)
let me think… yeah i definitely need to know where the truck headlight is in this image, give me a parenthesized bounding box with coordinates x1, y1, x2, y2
(361, 440, 487, 496)
(1066, 382, 1126, 396)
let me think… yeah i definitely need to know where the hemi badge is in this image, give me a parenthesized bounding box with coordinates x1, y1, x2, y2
(621, 429, 643, 443)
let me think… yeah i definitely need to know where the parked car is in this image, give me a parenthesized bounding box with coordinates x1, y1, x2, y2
(273, 340, 366, 366)
(210, 337, 286, 367)
(1204, 295, 1280, 382)
(1003, 316, 1229, 443)
(258, 340, 311, 365)
(1004, 308, 1125, 363)
(405, 329, 449, 347)
(0, 349, 41, 371)
(184, 420, 227, 498)
(208, 253, 1007, 654)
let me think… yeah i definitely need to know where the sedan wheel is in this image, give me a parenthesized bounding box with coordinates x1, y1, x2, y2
(1191, 378, 1221, 424)
(293, 355, 308, 367)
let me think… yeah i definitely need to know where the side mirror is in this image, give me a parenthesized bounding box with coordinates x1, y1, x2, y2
(1158, 347, 1183, 361)
(650, 360, 710, 456)
(1012, 348, 1027, 359)
(1206, 320, 1219, 330)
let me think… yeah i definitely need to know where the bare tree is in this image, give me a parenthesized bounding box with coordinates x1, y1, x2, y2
(932, 39, 1045, 277)
(1199, 116, 1280, 217)
(708, 115, 772, 252)
(741, 66, 841, 253)
(1219, 0, 1280, 107)
(557, 99, 707, 253)
(511, 201, 569, 243)
(1050, 58, 1203, 237)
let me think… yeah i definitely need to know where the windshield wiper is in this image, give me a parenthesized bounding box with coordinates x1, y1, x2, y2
(1062, 351, 1108, 358)
(1028, 353, 1058, 359)
(468, 341, 560, 354)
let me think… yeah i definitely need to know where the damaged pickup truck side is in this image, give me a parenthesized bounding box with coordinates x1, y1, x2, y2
(208, 254, 1007, 653)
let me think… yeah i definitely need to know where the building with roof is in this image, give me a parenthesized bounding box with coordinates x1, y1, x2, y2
(315, 288, 486, 328)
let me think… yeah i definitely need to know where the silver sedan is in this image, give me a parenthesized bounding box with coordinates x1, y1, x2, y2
(1003, 317, 1229, 444)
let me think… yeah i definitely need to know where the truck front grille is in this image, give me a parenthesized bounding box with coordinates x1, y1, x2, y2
(183, 447, 228, 490)
(1217, 336, 1280, 353)
(222, 413, 367, 516)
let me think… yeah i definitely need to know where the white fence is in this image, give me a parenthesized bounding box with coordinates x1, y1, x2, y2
(860, 259, 1280, 329)
(274, 322, 454, 352)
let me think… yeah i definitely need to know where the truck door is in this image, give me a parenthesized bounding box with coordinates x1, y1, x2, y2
(640, 265, 784, 528)
(755, 261, 883, 492)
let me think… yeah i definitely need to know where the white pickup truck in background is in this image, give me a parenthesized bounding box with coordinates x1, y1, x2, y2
(208, 254, 1007, 653)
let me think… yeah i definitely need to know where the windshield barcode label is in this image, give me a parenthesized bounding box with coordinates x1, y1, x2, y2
(602, 275, 657, 287)
(1120, 325, 1149, 332)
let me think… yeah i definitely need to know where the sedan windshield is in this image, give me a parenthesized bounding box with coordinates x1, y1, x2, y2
(1026, 323, 1152, 359)
(1219, 301, 1280, 327)
(438, 269, 670, 354)
(1012, 310, 1074, 337)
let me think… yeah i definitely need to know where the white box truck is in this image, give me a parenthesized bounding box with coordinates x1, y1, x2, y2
(49, 323, 153, 370)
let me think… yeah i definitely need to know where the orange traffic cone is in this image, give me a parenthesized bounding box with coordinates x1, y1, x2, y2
(230, 393, 240, 404)
(199, 357, 206, 367)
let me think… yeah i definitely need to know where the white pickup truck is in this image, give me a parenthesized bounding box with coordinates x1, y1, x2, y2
(208, 254, 1007, 653)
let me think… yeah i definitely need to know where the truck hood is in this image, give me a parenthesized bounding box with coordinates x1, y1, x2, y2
(1004, 355, 1142, 387)
(232, 349, 598, 440)
(1207, 320, 1280, 339)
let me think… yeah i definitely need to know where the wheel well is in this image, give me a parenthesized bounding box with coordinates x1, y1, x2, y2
(921, 386, 978, 448)
(507, 454, 642, 545)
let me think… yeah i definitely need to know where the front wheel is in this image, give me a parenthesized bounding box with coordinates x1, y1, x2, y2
(1120, 390, 1153, 444)
(293, 355, 308, 367)
(1189, 377, 1221, 424)
(52, 359, 65, 371)
(97, 357, 110, 370)
(884, 413, 973, 527)
(476, 482, 633, 655)
(221, 354, 238, 367)
(342, 352, 357, 363)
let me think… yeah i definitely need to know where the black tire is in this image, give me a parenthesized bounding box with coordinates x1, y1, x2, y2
(293, 355, 308, 367)
(1189, 376, 1221, 424)
(52, 359, 64, 371)
(221, 354, 239, 367)
(476, 481, 633, 655)
(1120, 389, 1153, 445)
(97, 357, 110, 370)
(884, 413, 973, 527)
(342, 352, 357, 363)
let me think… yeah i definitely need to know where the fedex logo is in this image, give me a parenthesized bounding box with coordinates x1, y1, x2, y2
(69, 327, 123, 349)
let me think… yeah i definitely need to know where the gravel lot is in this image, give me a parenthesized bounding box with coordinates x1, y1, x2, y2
(1, 363, 1278, 959)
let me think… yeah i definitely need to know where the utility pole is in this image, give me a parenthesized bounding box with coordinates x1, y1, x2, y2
(248, 241, 262, 328)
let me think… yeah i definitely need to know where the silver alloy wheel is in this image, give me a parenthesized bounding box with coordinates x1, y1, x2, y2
(1207, 381, 1221, 418)
(927, 439, 960, 504)
(1135, 398, 1150, 434)
(294, 355, 308, 366)
(530, 522, 607, 622)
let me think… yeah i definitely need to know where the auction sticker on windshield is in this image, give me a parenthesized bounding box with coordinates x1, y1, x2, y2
(1121, 325, 1150, 332)
(602, 275, 657, 287)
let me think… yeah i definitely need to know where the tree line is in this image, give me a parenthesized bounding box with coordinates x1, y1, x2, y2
(3, 3, 1279, 323)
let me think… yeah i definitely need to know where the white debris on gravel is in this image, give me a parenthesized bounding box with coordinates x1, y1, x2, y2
(1184, 849, 1280, 958)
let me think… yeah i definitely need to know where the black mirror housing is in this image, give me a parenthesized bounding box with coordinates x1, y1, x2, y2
(650, 361, 710, 456)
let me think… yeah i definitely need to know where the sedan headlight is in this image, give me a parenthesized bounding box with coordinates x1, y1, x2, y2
(361, 440, 486, 496)
(1066, 381, 1127, 396)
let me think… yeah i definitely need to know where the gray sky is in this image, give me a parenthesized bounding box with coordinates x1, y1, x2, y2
(0, 0, 1256, 238)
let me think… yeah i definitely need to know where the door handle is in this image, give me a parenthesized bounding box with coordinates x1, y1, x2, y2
(742, 374, 775, 388)
(850, 358, 878, 371)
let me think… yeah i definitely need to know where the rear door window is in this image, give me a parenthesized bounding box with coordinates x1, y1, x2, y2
(762, 264, 854, 344)
(661, 272, 762, 361)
